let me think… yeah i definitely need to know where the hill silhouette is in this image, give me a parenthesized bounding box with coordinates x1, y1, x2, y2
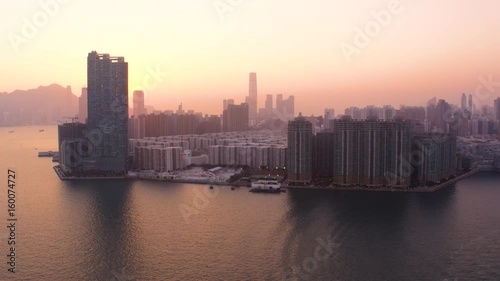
(0, 84, 78, 126)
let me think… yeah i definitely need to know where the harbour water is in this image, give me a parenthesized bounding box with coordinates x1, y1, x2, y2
(1, 126, 499, 280)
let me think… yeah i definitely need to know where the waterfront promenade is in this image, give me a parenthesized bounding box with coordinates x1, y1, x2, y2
(285, 169, 481, 193)
(53, 166, 126, 180)
(53, 163, 482, 193)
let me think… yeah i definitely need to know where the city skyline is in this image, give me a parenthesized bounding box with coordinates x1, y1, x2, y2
(2, 1, 500, 115)
(2, 2, 500, 280)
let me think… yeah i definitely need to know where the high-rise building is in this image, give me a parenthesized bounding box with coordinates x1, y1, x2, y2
(461, 93, 467, 111)
(344, 107, 363, 120)
(382, 105, 395, 121)
(276, 94, 283, 115)
(324, 108, 335, 129)
(468, 94, 473, 114)
(265, 94, 273, 118)
(58, 122, 89, 175)
(78, 87, 88, 123)
(223, 99, 235, 112)
(275, 95, 295, 120)
(412, 133, 457, 185)
(86, 51, 129, 173)
(133, 90, 145, 117)
(223, 103, 249, 132)
(399, 106, 426, 122)
(495, 98, 500, 122)
(435, 99, 451, 132)
(58, 122, 87, 153)
(287, 113, 313, 183)
(313, 131, 334, 179)
(247, 73, 258, 125)
(332, 116, 412, 187)
(284, 95, 295, 119)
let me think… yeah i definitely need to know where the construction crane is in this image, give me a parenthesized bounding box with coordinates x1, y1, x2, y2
(63, 116, 79, 123)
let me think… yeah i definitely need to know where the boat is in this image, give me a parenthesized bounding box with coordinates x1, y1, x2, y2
(39, 129, 44, 132)
(249, 180, 282, 193)
(8, 130, 14, 133)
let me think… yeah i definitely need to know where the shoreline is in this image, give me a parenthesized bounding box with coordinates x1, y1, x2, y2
(53, 166, 126, 180)
(53, 165, 483, 193)
(285, 169, 482, 192)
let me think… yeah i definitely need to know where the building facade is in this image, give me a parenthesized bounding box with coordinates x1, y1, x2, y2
(412, 133, 457, 185)
(86, 51, 129, 173)
(287, 114, 313, 183)
(133, 90, 145, 117)
(331, 117, 413, 187)
(223, 103, 249, 132)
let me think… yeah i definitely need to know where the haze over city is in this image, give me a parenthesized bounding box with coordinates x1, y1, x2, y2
(2, 0, 500, 115)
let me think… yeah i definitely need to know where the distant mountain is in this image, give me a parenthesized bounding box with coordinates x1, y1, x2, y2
(0, 84, 78, 127)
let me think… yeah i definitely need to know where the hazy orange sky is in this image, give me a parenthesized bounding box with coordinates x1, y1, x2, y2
(1, 0, 499, 115)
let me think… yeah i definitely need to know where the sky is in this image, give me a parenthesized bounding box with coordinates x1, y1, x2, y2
(1, 0, 500, 116)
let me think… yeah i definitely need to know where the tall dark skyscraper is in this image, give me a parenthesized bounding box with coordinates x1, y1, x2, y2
(332, 116, 412, 187)
(247, 73, 258, 125)
(86, 51, 129, 173)
(287, 113, 313, 184)
(133, 90, 145, 117)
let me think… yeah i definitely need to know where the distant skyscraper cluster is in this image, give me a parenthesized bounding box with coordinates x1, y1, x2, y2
(220, 73, 295, 131)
